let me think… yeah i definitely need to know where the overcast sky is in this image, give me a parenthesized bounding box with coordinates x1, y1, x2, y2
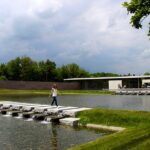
(0, 0, 149, 74)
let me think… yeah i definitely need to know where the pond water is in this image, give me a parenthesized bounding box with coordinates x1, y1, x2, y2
(0, 95, 115, 150)
(0, 94, 150, 150)
(0, 115, 107, 150)
(0, 94, 150, 111)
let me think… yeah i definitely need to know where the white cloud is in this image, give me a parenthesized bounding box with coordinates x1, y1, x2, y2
(0, 0, 149, 74)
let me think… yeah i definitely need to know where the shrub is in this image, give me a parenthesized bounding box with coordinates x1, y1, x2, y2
(0, 76, 7, 80)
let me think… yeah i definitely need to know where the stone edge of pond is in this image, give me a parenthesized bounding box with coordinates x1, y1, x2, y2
(85, 123, 126, 132)
(60, 117, 125, 132)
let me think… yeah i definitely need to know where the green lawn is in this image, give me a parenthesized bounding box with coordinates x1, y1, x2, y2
(0, 89, 114, 95)
(69, 108, 150, 150)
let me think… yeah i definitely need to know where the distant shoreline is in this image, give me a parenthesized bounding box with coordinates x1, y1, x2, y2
(0, 89, 114, 95)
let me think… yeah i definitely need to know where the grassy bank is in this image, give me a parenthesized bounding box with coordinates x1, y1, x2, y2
(69, 109, 150, 150)
(0, 89, 114, 95)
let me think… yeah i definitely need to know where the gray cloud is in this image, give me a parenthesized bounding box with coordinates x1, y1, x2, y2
(0, 0, 149, 74)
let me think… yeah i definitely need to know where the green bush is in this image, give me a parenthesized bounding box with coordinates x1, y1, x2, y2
(0, 76, 7, 80)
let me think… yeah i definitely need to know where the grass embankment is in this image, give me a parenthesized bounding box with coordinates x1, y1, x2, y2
(69, 109, 150, 150)
(0, 89, 114, 95)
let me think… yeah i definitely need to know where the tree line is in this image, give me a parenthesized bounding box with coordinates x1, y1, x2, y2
(0, 56, 120, 81)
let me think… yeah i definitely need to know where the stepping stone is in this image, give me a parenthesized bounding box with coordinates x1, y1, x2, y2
(59, 117, 80, 126)
(62, 108, 91, 117)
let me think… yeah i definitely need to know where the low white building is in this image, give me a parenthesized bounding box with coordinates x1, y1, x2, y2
(64, 75, 150, 90)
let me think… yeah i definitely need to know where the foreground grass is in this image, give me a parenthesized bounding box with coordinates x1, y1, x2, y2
(69, 109, 150, 150)
(0, 89, 114, 95)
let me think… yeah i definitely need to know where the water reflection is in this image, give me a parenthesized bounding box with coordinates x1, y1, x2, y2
(0, 115, 104, 150)
(50, 122, 58, 150)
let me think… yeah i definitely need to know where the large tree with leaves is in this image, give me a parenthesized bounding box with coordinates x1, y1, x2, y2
(6, 56, 39, 81)
(20, 57, 39, 81)
(123, 0, 150, 37)
(0, 64, 8, 80)
(6, 57, 22, 80)
(38, 60, 56, 81)
(60, 63, 90, 79)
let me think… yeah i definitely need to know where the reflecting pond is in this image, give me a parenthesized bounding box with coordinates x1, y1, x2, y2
(0, 95, 116, 150)
(0, 115, 108, 150)
(0, 94, 150, 149)
(0, 94, 150, 111)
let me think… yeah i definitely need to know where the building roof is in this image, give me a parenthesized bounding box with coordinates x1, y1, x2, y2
(64, 75, 150, 81)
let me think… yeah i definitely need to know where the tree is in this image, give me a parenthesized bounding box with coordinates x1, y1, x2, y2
(38, 61, 46, 81)
(38, 60, 56, 81)
(123, 0, 150, 37)
(0, 64, 8, 79)
(60, 63, 90, 79)
(45, 60, 56, 81)
(91, 72, 119, 77)
(6, 57, 22, 80)
(144, 72, 150, 75)
(19, 56, 39, 81)
(0, 76, 7, 80)
(54, 68, 64, 81)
